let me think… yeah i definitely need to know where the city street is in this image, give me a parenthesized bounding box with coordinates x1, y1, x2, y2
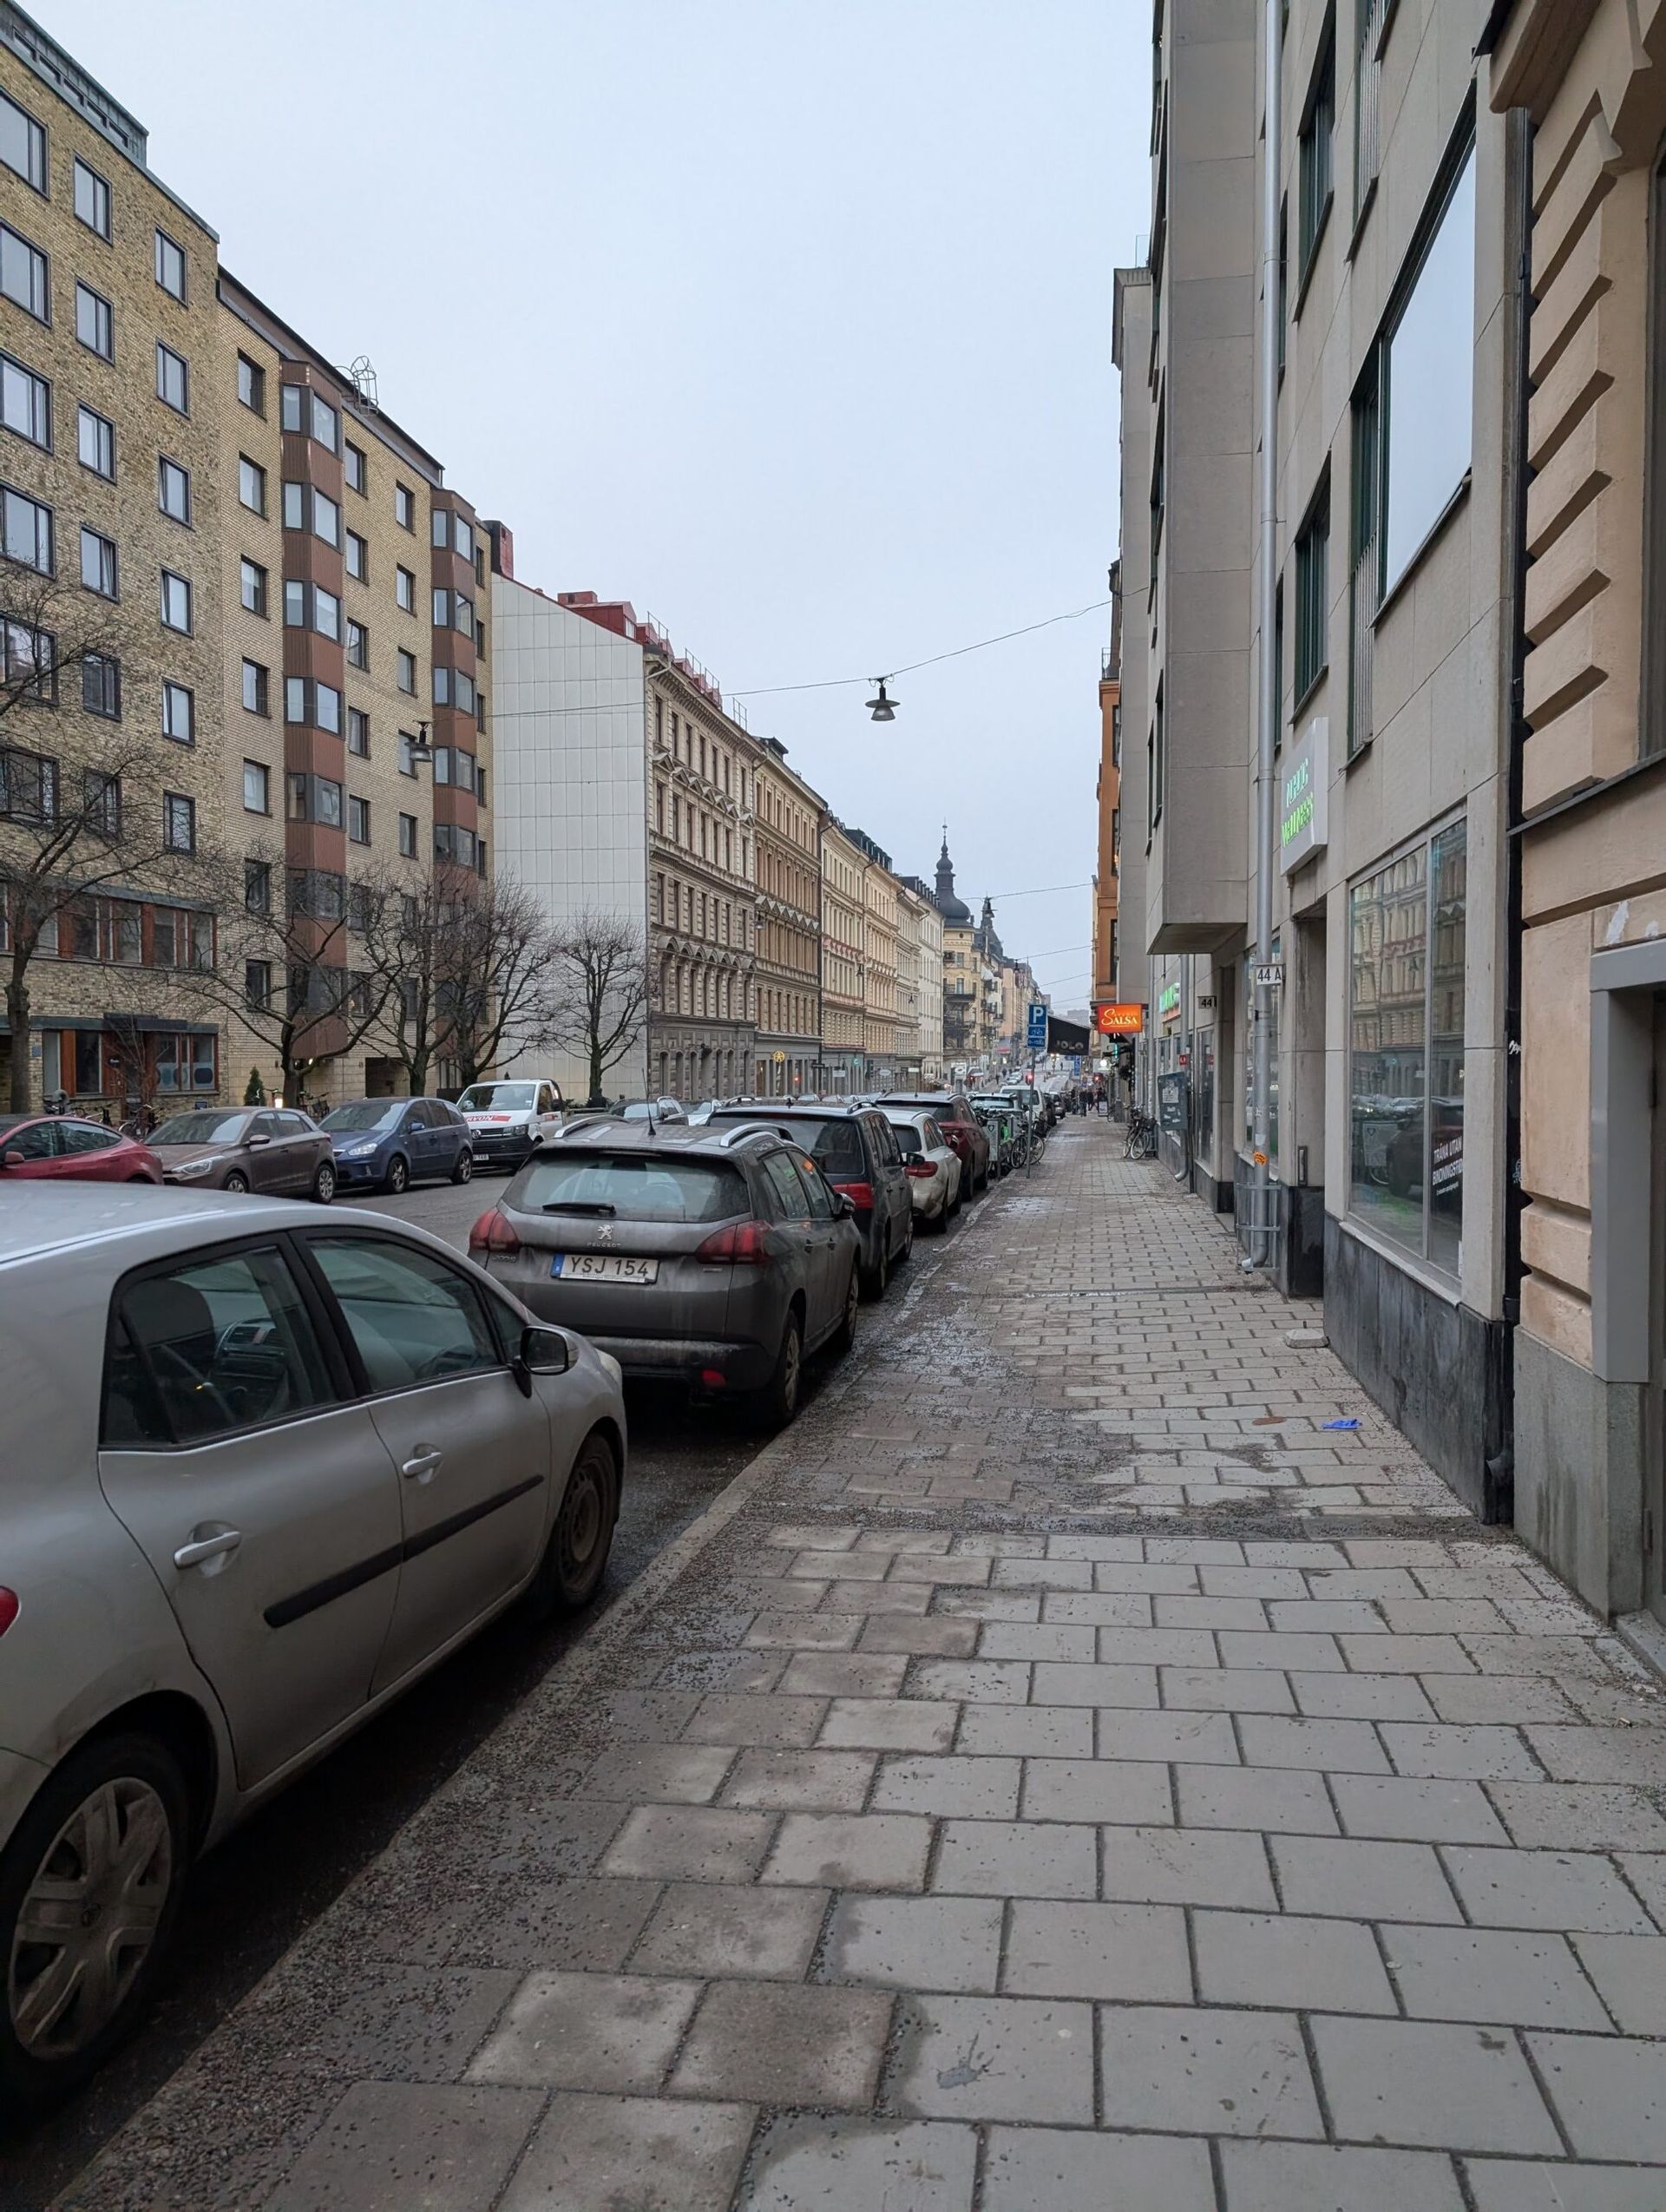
(33, 1118, 1666, 2212)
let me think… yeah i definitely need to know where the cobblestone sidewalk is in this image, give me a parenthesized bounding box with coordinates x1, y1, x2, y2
(66, 1120, 1666, 2210)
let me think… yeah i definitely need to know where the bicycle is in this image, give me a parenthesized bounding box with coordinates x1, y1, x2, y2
(1124, 1110, 1158, 1160)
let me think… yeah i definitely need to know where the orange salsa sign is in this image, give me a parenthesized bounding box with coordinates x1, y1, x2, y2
(1094, 1003, 1145, 1036)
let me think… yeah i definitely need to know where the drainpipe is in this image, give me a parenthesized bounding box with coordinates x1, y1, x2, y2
(1250, 0, 1282, 1262)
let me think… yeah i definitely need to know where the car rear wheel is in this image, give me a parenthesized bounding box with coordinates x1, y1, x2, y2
(755, 1309, 803, 1429)
(860, 1236, 889, 1302)
(223, 1171, 249, 1195)
(830, 1266, 859, 1355)
(312, 1160, 336, 1204)
(450, 1148, 474, 1185)
(0, 1732, 190, 2117)
(384, 1155, 410, 1196)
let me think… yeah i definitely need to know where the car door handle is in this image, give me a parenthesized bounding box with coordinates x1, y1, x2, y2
(401, 1447, 443, 1480)
(174, 1527, 242, 1569)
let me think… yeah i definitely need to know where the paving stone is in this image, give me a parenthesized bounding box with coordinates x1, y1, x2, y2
(1384, 1923, 1612, 2030)
(1331, 1776, 1509, 1845)
(763, 1810, 933, 1891)
(1236, 1714, 1391, 1773)
(1000, 1899, 1190, 2002)
(817, 1579, 935, 1616)
(497, 2093, 755, 2212)
(1174, 1762, 1337, 1835)
(735, 1577, 830, 1613)
(909, 1659, 1032, 1704)
(1104, 1828, 1279, 1916)
(855, 1528, 953, 1554)
(1464, 1634, 1613, 1678)
(1571, 1933, 1666, 2033)
(299, 1966, 521, 2082)
(892, 1555, 996, 1585)
(1525, 1725, 1666, 1787)
(1528, 2031, 1666, 2161)
(770, 1524, 861, 1550)
(480, 1796, 631, 1878)
(467, 1970, 699, 2092)
(990, 1556, 1089, 1587)
(578, 1743, 738, 1805)
(1488, 1783, 1666, 1851)
(672, 1979, 893, 2110)
(1265, 1599, 1387, 1634)
(744, 1612, 863, 1652)
(1159, 1664, 1297, 1713)
(1019, 1756, 1171, 1824)
(1096, 1708, 1239, 1763)
(1217, 2141, 1465, 2212)
(719, 1748, 876, 1810)
(1029, 1662, 1162, 1708)
(1092, 1625, 1220, 1667)
(630, 1882, 827, 1979)
(823, 1893, 1003, 1994)
(819, 1698, 958, 1752)
(976, 1622, 1098, 1662)
(1617, 1851, 1666, 1926)
(1042, 1591, 1158, 1626)
(449, 1879, 666, 1973)
(1338, 1635, 1476, 1674)
(1048, 1534, 1149, 1561)
(1086, 1560, 1200, 1592)
(1270, 1836, 1463, 1924)
(957, 1705, 1094, 1757)
(1381, 1599, 1507, 1634)
(1197, 1565, 1309, 1598)
(1380, 1723, 1541, 1781)
(1099, 2003, 1322, 2138)
(741, 2117, 976, 2212)
(873, 1754, 1021, 1820)
(772, 1651, 909, 1698)
(1464, 2161, 1666, 2212)
(888, 1992, 1095, 2123)
(1194, 1908, 1396, 2014)
(1147, 1539, 1247, 1564)
(657, 1651, 788, 1696)
(682, 1695, 828, 1748)
(1420, 1675, 1578, 1723)
(1305, 1569, 1424, 1600)
(266, 2081, 542, 2212)
(931, 1818, 1099, 1899)
(982, 2124, 1216, 2212)
(600, 1806, 777, 1883)
(935, 1589, 1041, 1621)
(1443, 1846, 1658, 1933)
(1312, 2015, 1562, 2155)
(856, 1615, 979, 1657)
(1154, 1595, 1268, 1630)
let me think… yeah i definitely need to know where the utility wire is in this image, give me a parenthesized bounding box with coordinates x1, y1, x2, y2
(732, 599, 1112, 698)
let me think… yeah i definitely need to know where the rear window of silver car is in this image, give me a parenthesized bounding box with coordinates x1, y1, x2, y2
(514, 1152, 748, 1223)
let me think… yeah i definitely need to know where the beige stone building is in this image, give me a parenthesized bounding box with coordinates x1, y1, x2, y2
(845, 823, 897, 1089)
(925, 839, 978, 1073)
(751, 734, 823, 1097)
(818, 817, 865, 1091)
(894, 877, 943, 1086)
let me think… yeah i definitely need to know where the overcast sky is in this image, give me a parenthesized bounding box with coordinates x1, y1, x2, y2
(56, 0, 1150, 1011)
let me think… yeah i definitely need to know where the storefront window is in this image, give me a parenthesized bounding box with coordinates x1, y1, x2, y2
(1195, 1031, 1216, 1165)
(1348, 822, 1465, 1270)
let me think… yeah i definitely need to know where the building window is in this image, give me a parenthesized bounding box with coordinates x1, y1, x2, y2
(398, 810, 416, 857)
(85, 771, 121, 837)
(237, 352, 265, 415)
(309, 391, 338, 450)
(243, 759, 270, 814)
(241, 659, 268, 717)
(282, 480, 303, 529)
(312, 488, 339, 547)
(397, 647, 416, 695)
(1348, 365, 1381, 756)
(284, 678, 343, 734)
(347, 707, 370, 757)
(80, 526, 117, 600)
(1354, 0, 1392, 224)
(76, 282, 113, 359)
(239, 455, 266, 515)
(82, 653, 121, 720)
(162, 792, 195, 853)
(398, 731, 419, 777)
(346, 619, 368, 670)
(1294, 480, 1329, 706)
(246, 960, 272, 1010)
(75, 404, 115, 482)
(1, 484, 51, 573)
(158, 456, 190, 523)
(396, 564, 416, 612)
(348, 795, 370, 844)
(345, 528, 367, 581)
(154, 229, 187, 300)
(0, 90, 47, 194)
(344, 440, 366, 494)
(1, 226, 48, 323)
(245, 858, 272, 913)
(1381, 140, 1476, 594)
(395, 482, 415, 530)
(0, 352, 48, 452)
(1348, 818, 1466, 1273)
(160, 569, 192, 633)
(161, 680, 194, 745)
(240, 557, 267, 617)
(155, 340, 189, 414)
(71, 156, 111, 239)
(1149, 404, 1165, 592)
(1296, 22, 1335, 291)
(279, 384, 303, 432)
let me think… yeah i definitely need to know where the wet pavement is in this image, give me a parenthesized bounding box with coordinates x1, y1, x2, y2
(35, 1122, 1666, 2209)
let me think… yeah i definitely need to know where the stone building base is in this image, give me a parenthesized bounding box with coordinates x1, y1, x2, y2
(1513, 1330, 1645, 1622)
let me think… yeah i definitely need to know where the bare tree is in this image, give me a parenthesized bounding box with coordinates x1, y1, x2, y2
(354, 865, 456, 1096)
(0, 578, 181, 1110)
(548, 911, 649, 1106)
(444, 876, 561, 1089)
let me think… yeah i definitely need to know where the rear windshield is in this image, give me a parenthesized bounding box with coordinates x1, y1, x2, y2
(323, 1102, 402, 1132)
(890, 1123, 924, 1159)
(797, 1120, 865, 1178)
(513, 1152, 748, 1223)
(150, 1112, 248, 1146)
(458, 1082, 537, 1112)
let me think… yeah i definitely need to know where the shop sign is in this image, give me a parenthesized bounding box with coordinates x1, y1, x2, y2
(1279, 716, 1328, 874)
(1094, 1002, 1145, 1035)
(1158, 981, 1181, 1023)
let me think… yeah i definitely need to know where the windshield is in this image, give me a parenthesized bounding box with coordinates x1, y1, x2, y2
(512, 1152, 747, 1223)
(457, 1083, 535, 1113)
(150, 1112, 250, 1147)
(322, 1102, 402, 1133)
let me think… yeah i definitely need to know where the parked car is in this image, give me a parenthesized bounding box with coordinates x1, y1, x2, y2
(616, 1098, 687, 1125)
(455, 1078, 565, 1172)
(148, 1107, 337, 1202)
(469, 1120, 861, 1424)
(322, 1097, 473, 1194)
(883, 1107, 962, 1230)
(0, 1185, 625, 2112)
(871, 1091, 991, 1198)
(705, 1102, 913, 1296)
(0, 1114, 161, 1185)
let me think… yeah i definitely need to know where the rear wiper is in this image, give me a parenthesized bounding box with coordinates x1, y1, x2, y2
(541, 1200, 618, 1216)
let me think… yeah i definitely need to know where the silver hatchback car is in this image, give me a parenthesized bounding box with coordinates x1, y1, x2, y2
(0, 1185, 626, 2112)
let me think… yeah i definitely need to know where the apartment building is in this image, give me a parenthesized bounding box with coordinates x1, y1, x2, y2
(1119, 0, 1518, 1517)
(926, 837, 977, 1069)
(752, 735, 823, 1097)
(818, 817, 865, 1091)
(895, 877, 943, 1086)
(844, 822, 898, 1090)
(1092, 578, 1122, 1023)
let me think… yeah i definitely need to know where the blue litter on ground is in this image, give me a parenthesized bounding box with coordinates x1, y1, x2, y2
(1322, 1418, 1361, 1430)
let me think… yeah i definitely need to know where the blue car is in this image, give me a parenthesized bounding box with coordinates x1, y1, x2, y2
(320, 1096, 474, 1193)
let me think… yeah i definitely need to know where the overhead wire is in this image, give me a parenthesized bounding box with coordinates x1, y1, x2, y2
(731, 599, 1112, 698)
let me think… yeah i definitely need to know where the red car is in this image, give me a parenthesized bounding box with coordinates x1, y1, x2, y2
(870, 1092, 993, 1198)
(0, 1113, 163, 1183)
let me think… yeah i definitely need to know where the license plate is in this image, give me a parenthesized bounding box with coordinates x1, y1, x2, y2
(550, 1254, 659, 1283)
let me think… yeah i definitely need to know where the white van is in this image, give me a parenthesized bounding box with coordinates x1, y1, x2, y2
(455, 1077, 564, 1171)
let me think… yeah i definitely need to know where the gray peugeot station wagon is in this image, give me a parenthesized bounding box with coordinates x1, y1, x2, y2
(0, 1186, 626, 2113)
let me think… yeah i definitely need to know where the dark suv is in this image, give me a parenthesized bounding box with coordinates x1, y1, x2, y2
(871, 1093, 991, 1199)
(706, 1103, 914, 1297)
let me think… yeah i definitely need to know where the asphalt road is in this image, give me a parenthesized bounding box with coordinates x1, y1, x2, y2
(0, 1169, 779, 2209)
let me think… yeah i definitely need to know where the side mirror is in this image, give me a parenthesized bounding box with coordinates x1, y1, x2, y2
(835, 1193, 856, 1219)
(247, 1132, 272, 1148)
(1, 1148, 23, 1169)
(519, 1324, 571, 1377)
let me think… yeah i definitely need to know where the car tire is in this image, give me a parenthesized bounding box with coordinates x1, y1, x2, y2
(223, 1172, 249, 1194)
(860, 1236, 889, 1302)
(384, 1155, 410, 1196)
(898, 1211, 915, 1265)
(755, 1309, 804, 1430)
(528, 1428, 618, 1617)
(450, 1148, 474, 1185)
(830, 1266, 859, 1356)
(0, 1731, 191, 2117)
(312, 1160, 336, 1204)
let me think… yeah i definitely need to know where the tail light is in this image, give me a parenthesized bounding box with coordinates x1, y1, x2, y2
(834, 1180, 875, 1211)
(468, 1207, 521, 1257)
(905, 1161, 936, 1179)
(0, 1589, 17, 1638)
(695, 1219, 772, 1264)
